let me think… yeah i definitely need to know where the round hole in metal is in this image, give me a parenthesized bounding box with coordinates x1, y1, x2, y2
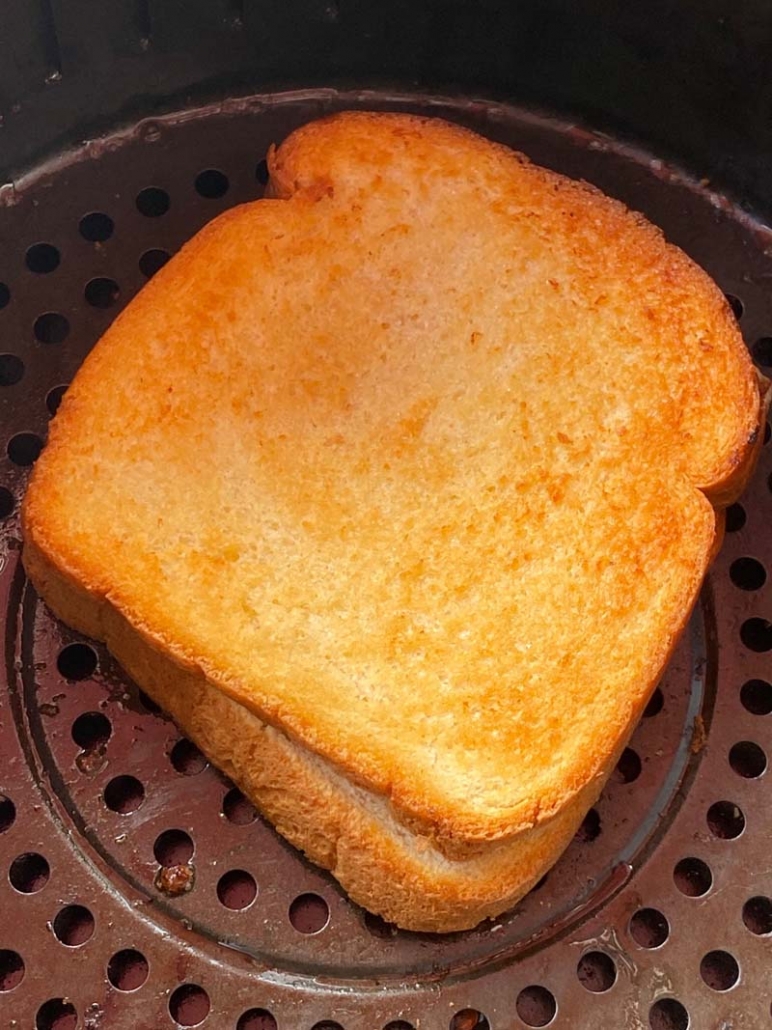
(7, 431, 43, 466)
(26, 243, 60, 274)
(724, 293, 744, 319)
(9, 851, 50, 893)
(644, 686, 664, 717)
(450, 1009, 490, 1030)
(725, 502, 746, 532)
(673, 857, 712, 897)
(46, 384, 68, 416)
(139, 247, 171, 278)
(707, 801, 745, 839)
(0, 488, 13, 520)
(699, 949, 739, 991)
(574, 807, 601, 842)
(138, 688, 161, 714)
(730, 556, 767, 591)
(740, 617, 772, 652)
(107, 948, 149, 991)
(236, 1008, 278, 1030)
(515, 985, 557, 1027)
(310, 1023, 344, 1030)
(740, 678, 772, 715)
(35, 998, 77, 1030)
(742, 895, 772, 935)
(0, 949, 24, 991)
(0, 283, 9, 308)
(576, 950, 616, 992)
(52, 903, 95, 946)
(84, 276, 119, 308)
(104, 775, 145, 814)
(289, 892, 330, 934)
(136, 186, 170, 217)
(255, 159, 269, 185)
(383, 1022, 415, 1030)
(170, 738, 208, 775)
(364, 911, 399, 939)
(614, 746, 642, 783)
(0, 354, 24, 385)
(57, 642, 98, 680)
(630, 908, 670, 949)
(33, 312, 70, 344)
(0, 794, 15, 832)
(195, 168, 229, 199)
(216, 869, 257, 911)
(728, 740, 767, 778)
(222, 787, 257, 825)
(79, 211, 115, 242)
(71, 711, 111, 749)
(752, 337, 772, 367)
(648, 998, 689, 1030)
(169, 983, 210, 1026)
(154, 828, 194, 866)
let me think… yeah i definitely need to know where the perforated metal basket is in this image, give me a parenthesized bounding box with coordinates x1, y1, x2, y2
(2, 6, 772, 1030)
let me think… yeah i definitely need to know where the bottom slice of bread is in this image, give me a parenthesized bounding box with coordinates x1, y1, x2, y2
(25, 537, 620, 933)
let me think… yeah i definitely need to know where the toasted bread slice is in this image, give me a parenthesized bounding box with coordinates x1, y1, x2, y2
(22, 112, 764, 931)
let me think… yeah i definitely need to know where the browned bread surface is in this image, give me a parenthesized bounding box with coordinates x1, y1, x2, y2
(22, 112, 764, 930)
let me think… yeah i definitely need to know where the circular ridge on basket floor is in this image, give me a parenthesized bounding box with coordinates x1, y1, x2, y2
(0, 88, 770, 1028)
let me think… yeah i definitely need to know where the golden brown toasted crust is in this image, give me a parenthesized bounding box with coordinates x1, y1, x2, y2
(21, 111, 765, 929)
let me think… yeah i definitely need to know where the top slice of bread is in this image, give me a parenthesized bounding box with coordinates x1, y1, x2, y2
(22, 112, 763, 852)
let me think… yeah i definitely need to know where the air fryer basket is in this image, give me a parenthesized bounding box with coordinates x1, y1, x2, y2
(1, 6, 771, 1030)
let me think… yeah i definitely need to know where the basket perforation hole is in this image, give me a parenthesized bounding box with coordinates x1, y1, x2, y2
(0, 283, 10, 308)
(195, 169, 229, 199)
(515, 985, 557, 1027)
(223, 787, 257, 824)
(79, 212, 114, 242)
(725, 502, 746, 532)
(707, 800, 745, 839)
(577, 950, 616, 992)
(450, 1010, 490, 1030)
(170, 738, 208, 775)
(71, 711, 111, 749)
(0, 487, 13, 520)
(153, 828, 194, 866)
(673, 857, 712, 897)
(364, 911, 398, 938)
(740, 678, 772, 715)
(574, 807, 601, 842)
(310, 1023, 344, 1030)
(57, 642, 97, 680)
(35, 998, 77, 1030)
(614, 747, 642, 783)
(630, 907, 669, 948)
(700, 949, 739, 991)
(169, 983, 210, 1026)
(9, 851, 50, 893)
(0, 950, 24, 991)
(46, 384, 68, 416)
(289, 892, 330, 934)
(26, 243, 60, 274)
(0, 794, 16, 833)
(139, 248, 171, 278)
(724, 293, 744, 319)
(136, 186, 170, 217)
(383, 1022, 415, 1030)
(236, 1008, 278, 1030)
(730, 557, 766, 591)
(107, 948, 149, 991)
(728, 740, 767, 778)
(766, 420, 772, 445)
(0, 354, 24, 385)
(740, 617, 772, 652)
(34, 312, 70, 344)
(138, 688, 161, 714)
(648, 998, 689, 1030)
(643, 686, 664, 717)
(85, 276, 119, 308)
(216, 869, 257, 910)
(8, 431, 44, 466)
(104, 774, 145, 814)
(52, 903, 95, 946)
(255, 159, 269, 185)
(742, 895, 772, 935)
(752, 336, 772, 367)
